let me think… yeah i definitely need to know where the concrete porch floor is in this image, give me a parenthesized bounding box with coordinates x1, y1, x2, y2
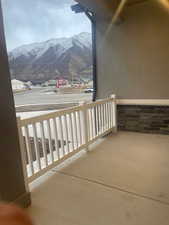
(28, 132, 169, 225)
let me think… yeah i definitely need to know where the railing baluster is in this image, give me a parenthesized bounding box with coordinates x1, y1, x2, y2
(108, 103, 110, 130)
(105, 103, 108, 130)
(111, 101, 114, 128)
(87, 108, 91, 141)
(64, 114, 70, 154)
(109, 101, 112, 129)
(104, 103, 106, 130)
(77, 111, 82, 145)
(52, 118, 60, 160)
(101, 104, 104, 133)
(99, 104, 102, 134)
(24, 126, 34, 175)
(109, 102, 112, 129)
(40, 121, 48, 167)
(58, 116, 65, 157)
(110, 101, 112, 128)
(90, 108, 94, 139)
(73, 112, 79, 149)
(104, 104, 106, 131)
(69, 113, 74, 151)
(80, 102, 89, 151)
(89, 108, 92, 139)
(107, 102, 109, 129)
(46, 119, 54, 163)
(98, 105, 100, 134)
(102, 104, 104, 132)
(32, 123, 41, 171)
(103, 103, 106, 130)
(92, 107, 96, 137)
(95, 105, 99, 136)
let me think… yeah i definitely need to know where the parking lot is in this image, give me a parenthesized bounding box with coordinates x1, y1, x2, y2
(14, 88, 92, 106)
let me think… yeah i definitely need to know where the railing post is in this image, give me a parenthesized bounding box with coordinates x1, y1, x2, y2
(110, 94, 118, 133)
(17, 117, 29, 192)
(79, 101, 89, 151)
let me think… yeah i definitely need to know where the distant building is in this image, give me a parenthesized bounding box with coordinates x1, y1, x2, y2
(56, 78, 69, 88)
(11, 79, 26, 91)
(47, 80, 56, 87)
(42, 80, 56, 87)
(25, 81, 32, 87)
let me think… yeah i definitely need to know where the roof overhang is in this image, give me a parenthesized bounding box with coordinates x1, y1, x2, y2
(74, 0, 150, 19)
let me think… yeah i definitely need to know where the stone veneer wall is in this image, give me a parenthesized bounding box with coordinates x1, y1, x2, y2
(117, 105, 169, 135)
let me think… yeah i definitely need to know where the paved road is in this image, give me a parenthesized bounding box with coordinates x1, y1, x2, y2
(14, 88, 92, 106)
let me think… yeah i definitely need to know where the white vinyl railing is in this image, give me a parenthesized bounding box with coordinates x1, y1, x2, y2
(17, 95, 117, 186)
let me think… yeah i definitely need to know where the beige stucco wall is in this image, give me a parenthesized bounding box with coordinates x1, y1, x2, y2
(96, 0, 169, 99)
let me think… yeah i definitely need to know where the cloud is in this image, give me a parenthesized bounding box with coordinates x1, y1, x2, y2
(1, 0, 91, 51)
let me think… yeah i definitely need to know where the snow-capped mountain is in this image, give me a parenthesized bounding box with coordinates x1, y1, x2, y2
(8, 32, 92, 83)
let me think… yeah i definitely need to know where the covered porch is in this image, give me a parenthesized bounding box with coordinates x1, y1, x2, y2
(28, 132, 169, 225)
(1, 0, 169, 224)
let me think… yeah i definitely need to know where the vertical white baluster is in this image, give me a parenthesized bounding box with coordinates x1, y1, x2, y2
(24, 125, 34, 176)
(32, 123, 41, 171)
(73, 112, 79, 149)
(104, 103, 106, 130)
(53, 118, 60, 160)
(89, 108, 92, 139)
(93, 106, 96, 138)
(90, 108, 94, 140)
(58, 116, 65, 157)
(40, 121, 48, 167)
(80, 102, 89, 151)
(64, 114, 70, 154)
(100, 104, 104, 133)
(46, 120, 54, 163)
(95, 106, 98, 137)
(104, 103, 106, 131)
(98, 104, 102, 134)
(95, 106, 98, 136)
(109, 101, 112, 130)
(108, 102, 110, 130)
(92, 107, 95, 138)
(88, 108, 92, 141)
(77, 111, 82, 145)
(69, 113, 74, 151)
(105, 103, 108, 130)
(98, 105, 100, 134)
(110, 101, 113, 129)
(95, 105, 99, 137)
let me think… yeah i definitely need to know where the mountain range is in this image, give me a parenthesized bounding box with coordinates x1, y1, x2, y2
(8, 32, 92, 84)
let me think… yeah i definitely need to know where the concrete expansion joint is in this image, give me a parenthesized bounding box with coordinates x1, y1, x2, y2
(58, 171, 169, 207)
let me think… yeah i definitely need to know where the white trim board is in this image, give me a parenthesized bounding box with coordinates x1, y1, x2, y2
(117, 99, 169, 106)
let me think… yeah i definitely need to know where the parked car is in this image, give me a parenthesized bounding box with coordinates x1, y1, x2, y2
(84, 88, 94, 93)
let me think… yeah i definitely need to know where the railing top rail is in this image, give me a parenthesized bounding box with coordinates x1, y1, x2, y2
(86, 97, 115, 108)
(19, 96, 115, 127)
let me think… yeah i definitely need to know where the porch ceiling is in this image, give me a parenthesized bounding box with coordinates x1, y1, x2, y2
(75, 0, 150, 17)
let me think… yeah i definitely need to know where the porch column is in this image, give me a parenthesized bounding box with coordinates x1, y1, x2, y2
(0, 1, 31, 207)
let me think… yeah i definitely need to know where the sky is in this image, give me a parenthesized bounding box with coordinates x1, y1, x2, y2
(1, 0, 91, 51)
